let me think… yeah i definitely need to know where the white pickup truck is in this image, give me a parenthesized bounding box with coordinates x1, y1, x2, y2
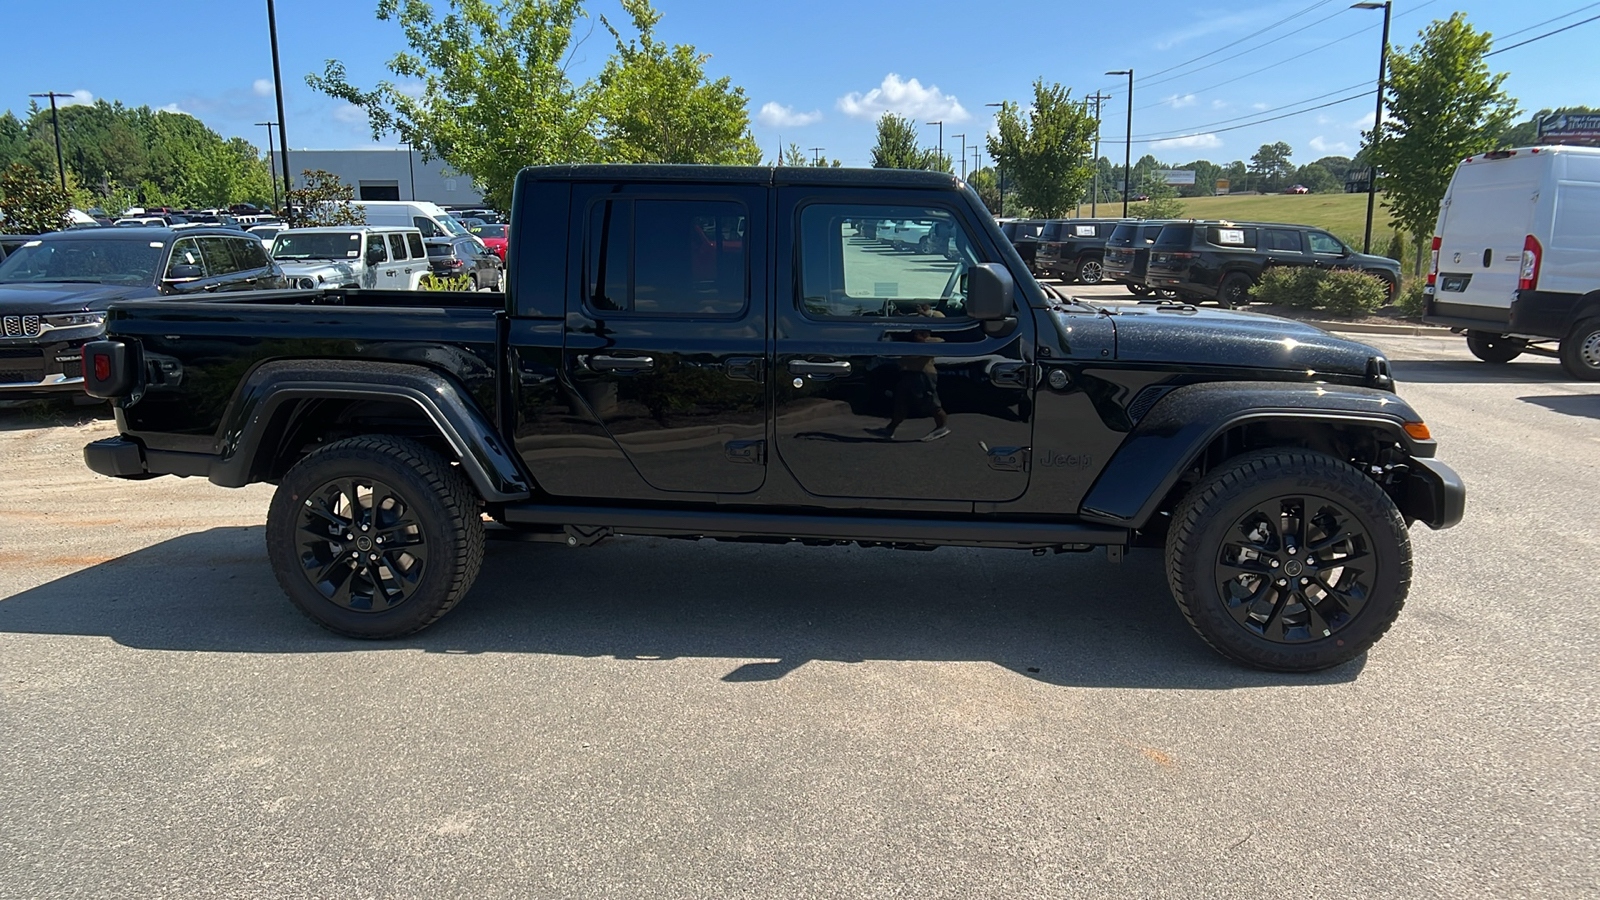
(269, 226, 431, 291)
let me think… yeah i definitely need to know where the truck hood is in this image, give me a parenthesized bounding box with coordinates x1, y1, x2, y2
(277, 261, 356, 283)
(1074, 304, 1385, 377)
(0, 282, 154, 315)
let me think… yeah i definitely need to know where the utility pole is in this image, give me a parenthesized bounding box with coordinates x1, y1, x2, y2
(809, 147, 825, 166)
(28, 92, 73, 191)
(925, 120, 943, 170)
(1105, 70, 1134, 217)
(255, 121, 280, 210)
(1086, 91, 1110, 216)
(952, 134, 967, 179)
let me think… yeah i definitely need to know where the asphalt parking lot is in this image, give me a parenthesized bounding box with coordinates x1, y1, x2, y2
(1, 311, 1596, 898)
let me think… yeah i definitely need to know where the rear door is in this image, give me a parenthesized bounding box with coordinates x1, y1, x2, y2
(1436, 154, 1540, 311)
(773, 190, 1034, 502)
(558, 182, 769, 496)
(1261, 227, 1309, 270)
(384, 232, 413, 287)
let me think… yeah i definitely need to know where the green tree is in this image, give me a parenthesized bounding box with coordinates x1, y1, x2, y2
(1292, 162, 1341, 193)
(1130, 171, 1185, 219)
(869, 113, 938, 169)
(986, 79, 1096, 218)
(285, 169, 369, 227)
(308, 0, 759, 211)
(1311, 155, 1354, 183)
(781, 142, 838, 167)
(0, 163, 71, 233)
(1249, 142, 1293, 192)
(967, 168, 1001, 215)
(1370, 13, 1517, 274)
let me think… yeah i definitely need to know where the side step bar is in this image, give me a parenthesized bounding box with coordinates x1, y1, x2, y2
(498, 504, 1129, 551)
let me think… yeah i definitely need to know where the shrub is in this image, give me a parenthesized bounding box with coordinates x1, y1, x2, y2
(1315, 269, 1388, 317)
(419, 273, 474, 291)
(1395, 280, 1425, 317)
(1383, 231, 1405, 264)
(1253, 265, 1323, 308)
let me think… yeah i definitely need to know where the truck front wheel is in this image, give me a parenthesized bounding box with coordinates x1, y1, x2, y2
(1559, 319, 1600, 381)
(265, 435, 485, 639)
(1165, 449, 1411, 672)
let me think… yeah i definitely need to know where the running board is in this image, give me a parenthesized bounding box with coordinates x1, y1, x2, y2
(498, 504, 1129, 550)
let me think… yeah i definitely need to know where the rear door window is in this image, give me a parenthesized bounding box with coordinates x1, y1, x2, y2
(1264, 229, 1305, 253)
(406, 232, 426, 258)
(387, 233, 408, 260)
(585, 198, 748, 316)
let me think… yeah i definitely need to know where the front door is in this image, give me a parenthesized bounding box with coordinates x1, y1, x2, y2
(560, 182, 769, 495)
(772, 192, 1035, 502)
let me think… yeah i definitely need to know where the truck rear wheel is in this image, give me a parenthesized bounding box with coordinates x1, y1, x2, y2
(1217, 272, 1252, 309)
(1558, 319, 1600, 381)
(1165, 449, 1411, 672)
(265, 435, 485, 639)
(1076, 257, 1104, 284)
(1466, 331, 1525, 364)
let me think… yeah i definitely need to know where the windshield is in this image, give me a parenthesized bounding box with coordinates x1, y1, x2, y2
(472, 224, 507, 239)
(440, 216, 470, 237)
(0, 239, 163, 285)
(272, 232, 363, 260)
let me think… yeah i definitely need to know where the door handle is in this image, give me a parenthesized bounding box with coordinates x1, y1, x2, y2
(590, 355, 655, 372)
(203, 283, 220, 292)
(788, 359, 851, 376)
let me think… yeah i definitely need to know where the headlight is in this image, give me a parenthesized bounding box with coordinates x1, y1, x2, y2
(297, 277, 315, 290)
(43, 312, 106, 327)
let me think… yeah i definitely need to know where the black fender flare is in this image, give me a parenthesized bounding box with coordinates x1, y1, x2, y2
(1077, 381, 1436, 529)
(208, 359, 531, 503)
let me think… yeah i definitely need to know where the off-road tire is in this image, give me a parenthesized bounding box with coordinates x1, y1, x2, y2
(1165, 449, 1411, 672)
(1076, 256, 1104, 285)
(1558, 319, 1600, 381)
(266, 435, 485, 639)
(918, 235, 932, 254)
(1217, 272, 1253, 309)
(1465, 331, 1525, 364)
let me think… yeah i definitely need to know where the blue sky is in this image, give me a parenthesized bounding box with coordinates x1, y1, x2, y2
(1, 0, 1594, 171)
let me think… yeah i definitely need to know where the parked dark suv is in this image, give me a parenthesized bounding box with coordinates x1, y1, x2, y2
(1145, 221, 1400, 307)
(1033, 218, 1130, 284)
(424, 235, 504, 291)
(0, 227, 285, 399)
(997, 219, 1048, 274)
(1103, 220, 1181, 297)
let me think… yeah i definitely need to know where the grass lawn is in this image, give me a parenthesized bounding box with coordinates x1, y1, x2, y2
(1167, 192, 1395, 243)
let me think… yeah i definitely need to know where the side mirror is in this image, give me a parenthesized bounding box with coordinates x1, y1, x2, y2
(366, 247, 385, 266)
(166, 263, 203, 281)
(965, 263, 1015, 321)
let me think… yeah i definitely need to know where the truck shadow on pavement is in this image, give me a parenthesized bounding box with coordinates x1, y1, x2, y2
(1519, 393, 1600, 420)
(0, 526, 1364, 690)
(1391, 358, 1575, 384)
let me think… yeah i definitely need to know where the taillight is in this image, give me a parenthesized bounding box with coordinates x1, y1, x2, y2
(1426, 236, 1441, 287)
(1519, 235, 1542, 291)
(92, 351, 111, 382)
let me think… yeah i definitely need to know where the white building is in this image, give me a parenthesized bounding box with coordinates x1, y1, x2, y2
(267, 148, 486, 207)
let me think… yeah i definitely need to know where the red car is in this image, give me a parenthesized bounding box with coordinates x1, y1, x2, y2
(1284, 184, 1310, 194)
(471, 224, 508, 260)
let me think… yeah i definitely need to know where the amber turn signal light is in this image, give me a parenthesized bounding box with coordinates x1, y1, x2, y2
(1403, 421, 1432, 440)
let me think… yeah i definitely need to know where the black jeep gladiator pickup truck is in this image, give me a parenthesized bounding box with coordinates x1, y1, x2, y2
(80, 165, 1464, 672)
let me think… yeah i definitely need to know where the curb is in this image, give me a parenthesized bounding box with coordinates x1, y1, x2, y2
(1303, 320, 1450, 336)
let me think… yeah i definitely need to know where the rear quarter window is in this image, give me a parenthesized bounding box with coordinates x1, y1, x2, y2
(1205, 226, 1257, 249)
(1152, 225, 1195, 247)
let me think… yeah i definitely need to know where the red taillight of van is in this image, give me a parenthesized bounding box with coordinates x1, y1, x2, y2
(1427, 236, 1441, 287)
(1519, 235, 1542, 291)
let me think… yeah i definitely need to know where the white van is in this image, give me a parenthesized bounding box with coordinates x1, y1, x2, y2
(351, 200, 478, 243)
(1424, 144, 1600, 379)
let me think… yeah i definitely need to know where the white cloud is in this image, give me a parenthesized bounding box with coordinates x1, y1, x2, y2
(55, 89, 94, 108)
(1252, 102, 1270, 111)
(757, 102, 822, 128)
(1212, 99, 1230, 110)
(159, 102, 184, 114)
(332, 103, 368, 124)
(1308, 135, 1351, 154)
(1166, 93, 1197, 109)
(252, 79, 274, 97)
(1153, 133, 1223, 150)
(836, 73, 968, 122)
(1152, 11, 1257, 50)
(395, 79, 426, 99)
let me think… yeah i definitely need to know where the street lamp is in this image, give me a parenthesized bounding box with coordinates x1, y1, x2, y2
(267, 0, 292, 202)
(925, 120, 944, 170)
(1106, 70, 1134, 217)
(255, 121, 281, 210)
(984, 103, 1005, 215)
(28, 92, 72, 191)
(1353, 1, 1392, 254)
(951, 133, 966, 179)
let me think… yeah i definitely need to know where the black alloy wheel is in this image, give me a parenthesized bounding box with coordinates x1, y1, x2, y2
(1166, 449, 1410, 671)
(1217, 272, 1252, 309)
(266, 435, 484, 638)
(1466, 331, 1526, 365)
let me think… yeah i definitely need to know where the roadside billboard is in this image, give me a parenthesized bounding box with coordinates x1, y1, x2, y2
(1215, 179, 1230, 195)
(1159, 169, 1196, 185)
(1539, 113, 1600, 146)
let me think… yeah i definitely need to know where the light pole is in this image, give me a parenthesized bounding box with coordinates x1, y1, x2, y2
(924, 120, 944, 170)
(1106, 70, 1133, 217)
(809, 147, 825, 166)
(267, 0, 292, 204)
(984, 103, 1005, 215)
(952, 133, 966, 179)
(255, 121, 280, 210)
(28, 92, 72, 191)
(1353, 1, 1392, 254)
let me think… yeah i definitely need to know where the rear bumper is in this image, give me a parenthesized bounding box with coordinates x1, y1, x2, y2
(1402, 457, 1466, 530)
(84, 436, 209, 481)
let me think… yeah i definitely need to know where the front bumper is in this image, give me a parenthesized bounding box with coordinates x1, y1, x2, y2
(0, 339, 88, 397)
(1402, 457, 1466, 530)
